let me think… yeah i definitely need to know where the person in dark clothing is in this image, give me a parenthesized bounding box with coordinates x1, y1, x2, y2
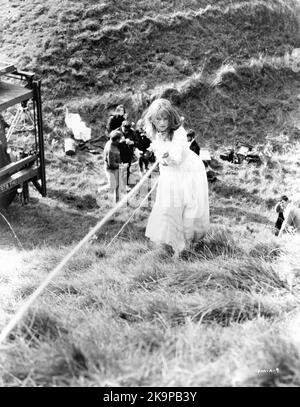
(274, 195, 289, 236)
(135, 130, 152, 175)
(102, 129, 122, 202)
(187, 129, 200, 156)
(118, 120, 136, 190)
(106, 105, 127, 135)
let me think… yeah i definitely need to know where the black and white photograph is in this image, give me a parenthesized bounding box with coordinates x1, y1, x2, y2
(1, 0, 300, 391)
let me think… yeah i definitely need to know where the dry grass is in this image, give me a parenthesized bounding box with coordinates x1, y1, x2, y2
(1, 135, 300, 386)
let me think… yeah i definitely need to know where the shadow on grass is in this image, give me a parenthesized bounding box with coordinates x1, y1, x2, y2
(94, 218, 148, 244)
(211, 183, 266, 205)
(0, 201, 99, 249)
(118, 291, 281, 328)
(47, 188, 99, 211)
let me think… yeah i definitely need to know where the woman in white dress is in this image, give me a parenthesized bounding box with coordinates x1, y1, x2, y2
(144, 98, 210, 255)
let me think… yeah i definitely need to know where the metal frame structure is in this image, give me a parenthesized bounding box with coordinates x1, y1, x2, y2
(0, 62, 46, 207)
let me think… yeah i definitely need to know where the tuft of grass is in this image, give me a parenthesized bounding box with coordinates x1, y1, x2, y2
(140, 290, 288, 327)
(1, 340, 90, 386)
(132, 262, 168, 291)
(239, 333, 300, 386)
(164, 256, 287, 295)
(249, 241, 284, 261)
(192, 227, 244, 259)
(186, 292, 278, 327)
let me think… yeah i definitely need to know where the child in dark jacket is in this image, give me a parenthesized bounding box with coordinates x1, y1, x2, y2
(118, 120, 136, 190)
(102, 130, 122, 201)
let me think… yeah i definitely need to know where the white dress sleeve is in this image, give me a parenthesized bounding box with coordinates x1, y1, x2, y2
(149, 127, 189, 166)
(164, 126, 189, 166)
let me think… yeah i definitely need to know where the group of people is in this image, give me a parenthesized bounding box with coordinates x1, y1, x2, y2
(103, 104, 154, 198)
(103, 104, 203, 191)
(102, 99, 300, 257)
(4, 97, 300, 258)
(103, 99, 209, 256)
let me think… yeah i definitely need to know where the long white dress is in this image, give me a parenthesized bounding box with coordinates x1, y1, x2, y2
(145, 126, 210, 252)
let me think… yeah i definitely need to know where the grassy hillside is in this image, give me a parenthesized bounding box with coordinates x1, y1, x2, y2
(1, 155, 300, 386)
(1, 0, 300, 387)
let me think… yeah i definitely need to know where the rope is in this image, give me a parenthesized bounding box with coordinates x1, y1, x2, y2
(0, 161, 158, 346)
(106, 178, 158, 248)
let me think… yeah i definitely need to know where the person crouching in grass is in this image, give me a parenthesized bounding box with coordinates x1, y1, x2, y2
(101, 130, 122, 202)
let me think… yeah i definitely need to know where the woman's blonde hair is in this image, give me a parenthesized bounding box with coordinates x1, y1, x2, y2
(135, 118, 145, 132)
(144, 98, 181, 140)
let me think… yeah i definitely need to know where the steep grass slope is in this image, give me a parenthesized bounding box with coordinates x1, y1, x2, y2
(1, 165, 300, 386)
